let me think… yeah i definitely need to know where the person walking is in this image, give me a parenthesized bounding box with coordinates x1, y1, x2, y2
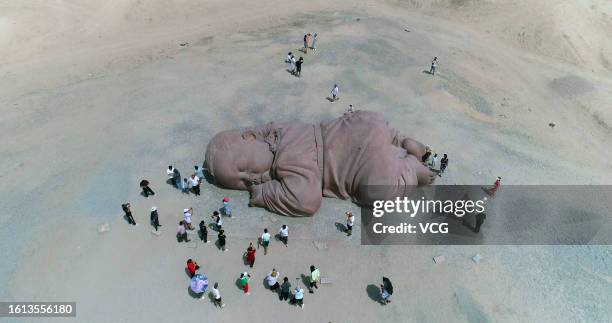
(194, 165, 204, 180)
(122, 203, 136, 225)
(189, 175, 200, 196)
(474, 212, 487, 233)
(150, 206, 161, 231)
(140, 179, 155, 198)
(381, 277, 393, 305)
(286, 52, 293, 71)
(245, 243, 256, 268)
(429, 57, 438, 75)
(439, 154, 448, 176)
(222, 197, 232, 217)
(177, 221, 190, 242)
(239, 272, 252, 295)
(331, 84, 339, 102)
(181, 177, 190, 195)
(278, 225, 289, 247)
(308, 265, 321, 293)
(199, 220, 208, 243)
(211, 283, 225, 308)
(311, 33, 318, 51)
(218, 229, 227, 251)
(488, 177, 501, 196)
(212, 211, 223, 231)
(279, 277, 291, 301)
(295, 57, 303, 77)
(173, 168, 182, 190)
(346, 212, 355, 236)
(261, 228, 271, 255)
(266, 269, 281, 292)
(183, 208, 194, 230)
(167, 166, 175, 186)
(186, 259, 200, 278)
(292, 286, 305, 308)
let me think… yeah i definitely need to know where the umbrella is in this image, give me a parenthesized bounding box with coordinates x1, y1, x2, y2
(139, 180, 149, 187)
(190, 274, 209, 294)
(382, 277, 393, 295)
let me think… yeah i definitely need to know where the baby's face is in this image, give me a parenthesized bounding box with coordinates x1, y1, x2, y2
(206, 128, 274, 190)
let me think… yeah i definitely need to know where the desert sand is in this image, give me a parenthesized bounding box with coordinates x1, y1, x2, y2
(1, 0, 611, 322)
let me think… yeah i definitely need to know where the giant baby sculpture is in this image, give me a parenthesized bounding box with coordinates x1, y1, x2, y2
(205, 111, 435, 216)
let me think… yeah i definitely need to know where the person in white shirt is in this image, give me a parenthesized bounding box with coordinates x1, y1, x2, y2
(183, 208, 194, 230)
(211, 282, 225, 308)
(189, 175, 200, 196)
(331, 84, 339, 102)
(278, 225, 289, 247)
(429, 154, 439, 171)
(167, 166, 175, 186)
(261, 228, 271, 255)
(266, 269, 281, 291)
(346, 212, 355, 236)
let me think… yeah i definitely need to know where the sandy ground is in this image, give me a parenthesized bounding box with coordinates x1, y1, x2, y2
(1, 0, 612, 322)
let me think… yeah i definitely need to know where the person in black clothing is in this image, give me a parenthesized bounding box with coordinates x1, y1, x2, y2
(421, 150, 431, 163)
(439, 154, 448, 176)
(279, 277, 291, 301)
(474, 212, 486, 233)
(295, 57, 303, 77)
(140, 179, 155, 197)
(122, 203, 136, 225)
(218, 229, 227, 252)
(150, 206, 161, 231)
(199, 220, 208, 243)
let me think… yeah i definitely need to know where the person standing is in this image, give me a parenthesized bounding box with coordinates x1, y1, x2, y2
(308, 265, 321, 293)
(439, 154, 449, 176)
(222, 197, 232, 217)
(199, 220, 208, 243)
(430, 57, 438, 75)
(140, 179, 155, 198)
(239, 272, 251, 295)
(183, 208, 194, 230)
(346, 212, 355, 236)
(261, 228, 271, 255)
(347, 104, 354, 113)
(303, 34, 309, 53)
(286, 52, 293, 71)
(181, 177, 190, 195)
(295, 57, 303, 77)
(212, 211, 223, 231)
(311, 33, 318, 51)
(421, 147, 432, 164)
(331, 84, 339, 102)
(279, 277, 291, 301)
(290, 54, 296, 75)
(278, 225, 289, 247)
(186, 259, 200, 278)
(173, 168, 182, 190)
(245, 243, 256, 268)
(474, 212, 487, 233)
(218, 229, 227, 252)
(177, 221, 190, 242)
(167, 166, 175, 186)
(189, 175, 200, 196)
(211, 283, 225, 308)
(292, 286, 305, 308)
(429, 153, 438, 170)
(266, 269, 281, 292)
(194, 165, 204, 180)
(122, 203, 136, 225)
(381, 277, 393, 305)
(150, 206, 161, 231)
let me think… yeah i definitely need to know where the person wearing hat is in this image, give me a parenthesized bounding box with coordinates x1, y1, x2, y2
(239, 272, 251, 295)
(150, 206, 161, 231)
(266, 269, 281, 292)
(183, 208, 194, 230)
(222, 197, 232, 217)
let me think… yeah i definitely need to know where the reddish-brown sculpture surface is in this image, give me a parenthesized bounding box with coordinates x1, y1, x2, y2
(205, 111, 434, 216)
